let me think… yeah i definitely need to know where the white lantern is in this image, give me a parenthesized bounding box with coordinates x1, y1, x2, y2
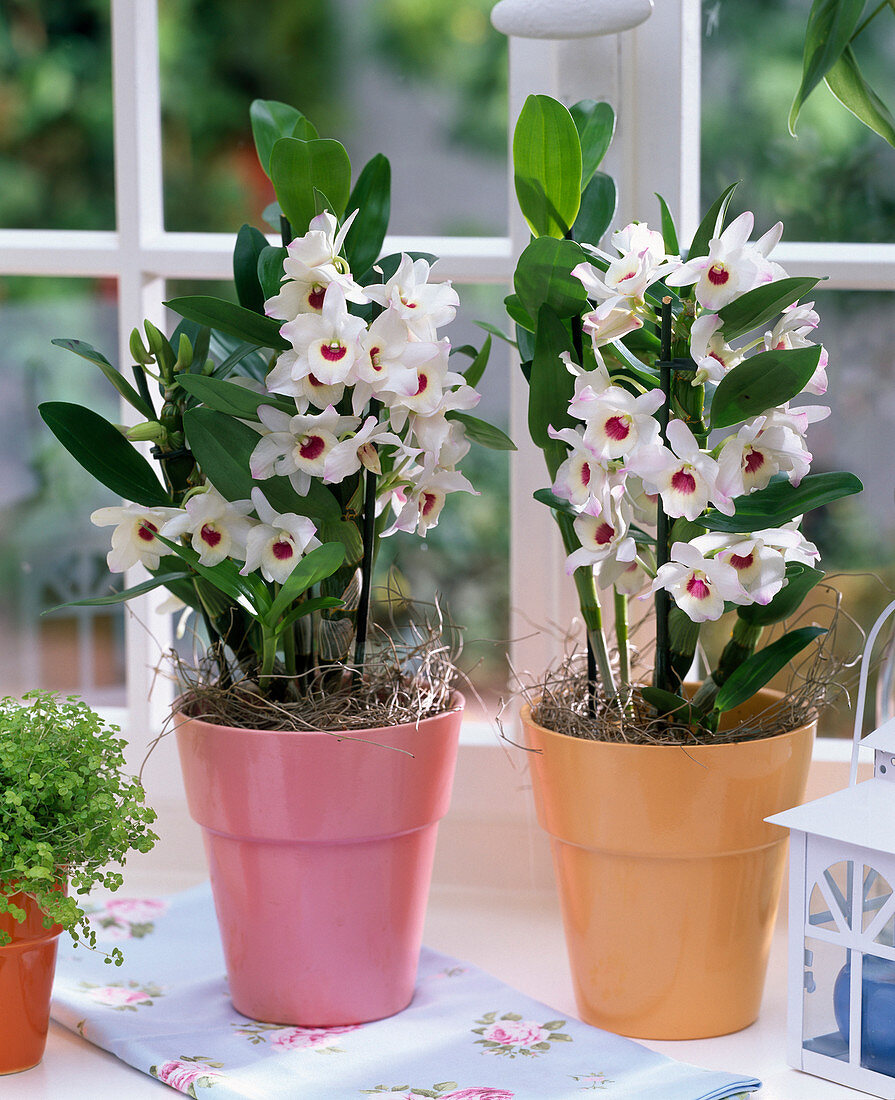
(768, 599, 895, 1098)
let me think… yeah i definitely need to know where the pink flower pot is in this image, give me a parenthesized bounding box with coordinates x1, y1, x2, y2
(174, 697, 463, 1026)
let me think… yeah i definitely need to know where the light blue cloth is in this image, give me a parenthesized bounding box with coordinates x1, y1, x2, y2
(51, 885, 760, 1099)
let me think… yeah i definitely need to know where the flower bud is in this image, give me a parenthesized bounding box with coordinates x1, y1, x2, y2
(129, 328, 154, 366)
(143, 322, 175, 383)
(174, 334, 193, 373)
(126, 421, 168, 444)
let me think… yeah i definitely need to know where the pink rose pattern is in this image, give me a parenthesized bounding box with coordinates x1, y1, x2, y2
(471, 1012, 572, 1058)
(150, 1056, 225, 1097)
(361, 1085, 514, 1099)
(89, 896, 169, 942)
(571, 1071, 614, 1091)
(79, 979, 164, 1010)
(235, 1020, 359, 1053)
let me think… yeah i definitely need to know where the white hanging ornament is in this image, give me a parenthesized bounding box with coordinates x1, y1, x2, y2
(490, 0, 653, 39)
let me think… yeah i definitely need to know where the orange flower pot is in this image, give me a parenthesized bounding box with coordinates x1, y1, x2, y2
(0, 890, 63, 1074)
(522, 688, 815, 1040)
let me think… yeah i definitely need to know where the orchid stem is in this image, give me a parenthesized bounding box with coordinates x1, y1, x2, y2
(353, 399, 381, 676)
(654, 299, 673, 695)
(615, 589, 630, 686)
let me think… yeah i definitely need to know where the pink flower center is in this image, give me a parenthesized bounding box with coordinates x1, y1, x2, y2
(671, 469, 697, 495)
(415, 373, 428, 395)
(137, 520, 158, 542)
(604, 415, 630, 442)
(618, 270, 637, 282)
(320, 342, 347, 363)
(708, 264, 730, 286)
(369, 345, 382, 371)
(400, 295, 418, 309)
(743, 448, 765, 474)
(580, 462, 591, 487)
(729, 551, 754, 570)
(200, 523, 222, 548)
(299, 434, 326, 460)
(686, 573, 711, 600)
(594, 521, 615, 546)
(272, 538, 294, 561)
(308, 285, 325, 311)
(420, 491, 438, 517)
(308, 373, 325, 388)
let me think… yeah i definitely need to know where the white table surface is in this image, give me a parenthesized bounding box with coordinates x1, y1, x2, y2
(0, 882, 872, 1100)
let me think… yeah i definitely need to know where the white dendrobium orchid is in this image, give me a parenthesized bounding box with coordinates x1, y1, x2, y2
(688, 313, 743, 385)
(90, 503, 181, 572)
(384, 341, 465, 426)
(548, 425, 612, 508)
(581, 299, 644, 354)
(352, 308, 438, 412)
(665, 211, 762, 311)
(264, 209, 367, 320)
(407, 413, 472, 467)
(323, 416, 400, 483)
(597, 554, 652, 595)
(565, 485, 636, 573)
(691, 531, 787, 606)
(627, 419, 733, 521)
(251, 405, 359, 495)
(716, 415, 813, 499)
(570, 376, 664, 461)
(161, 486, 254, 567)
(610, 222, 670, 265)
(648, 541, 748, 623)
(239, 489, 320, 584)
(364, 255, 459, 338)
(275, 283, 367, 388)
(763, 301, 828, 396)
(265, 354, 346, 412)
(383, 463, 477, 537)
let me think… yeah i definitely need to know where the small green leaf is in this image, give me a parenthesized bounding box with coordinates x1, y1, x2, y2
(446, 411, 515, 450)
(474, 321, 515, 347)
(714, 626, 828, 713)
(257, 245, 288, 301)
(655, 193, 680, 255)
(51, 339, 154, 420)
(825, 44, 895, 148)
(266, 542, 346, 624)
(696, 471, 864, 532)
(154, 533, 262, 611)
(717, 277, 824, 341)
(514, 237, 589, 322)
(710, 346, 822, 430)
(529, 304, 575, 447)
(572, 171, 617, 247)
(44, 570, 192, 613)
(569, 99, 615, 188)
(737, 564, 824, 627)
(343, 153, 391, 275)
(789, 0, 867, 136)
(505, 293, 536, 332)
(250, 100, 316, 177)
(533, 487, 577, 516)
(166, 296, 288, 351)
(687, 182, 739, 261)
(462, 335, 491, 389)
(39, 402, 170, 507)
(233, 225, 270, 314)
(513, 94, 582, 238)
(269, 136, 352, 236)
(177, 374, 292, 419)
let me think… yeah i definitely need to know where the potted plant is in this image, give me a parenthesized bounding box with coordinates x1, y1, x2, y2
(0, 691, 157, 1074)
(40, 100, 510, 1027)
(504, 94, 863, 1040)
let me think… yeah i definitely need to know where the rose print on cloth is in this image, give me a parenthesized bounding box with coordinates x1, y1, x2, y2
(570, 1071, 614, 1091)
(149, 1055, 225, 1096)
(361, 1084, 514, 1099)
(88, 897, 169, 942)
(79, 979, 164, 1010)
(471, 1012, 572, 1058)
(234, 1021, 359, 1053)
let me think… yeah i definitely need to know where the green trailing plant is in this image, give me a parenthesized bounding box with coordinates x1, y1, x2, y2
(0, 692, 158, 963)
(503, 94, 862, 738)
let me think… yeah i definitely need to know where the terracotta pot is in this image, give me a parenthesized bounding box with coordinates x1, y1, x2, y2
(175, 696, 463, 1026)
(0, 890, 63, 1074)
(522, 688, 816, 1040)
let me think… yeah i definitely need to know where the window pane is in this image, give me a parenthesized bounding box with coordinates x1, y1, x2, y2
(158, 0, 507, 235)
(0, 277, 124, 704)
(0, 2, 114, 229)
(701, 1, 895, 242)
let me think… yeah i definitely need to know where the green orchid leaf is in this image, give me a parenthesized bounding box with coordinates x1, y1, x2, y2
(250, 99, 316, 177)
(446, 410, 515, 450)
(51, 339, 155, 421)
(789, 0, 867, 135)
(39, 401, 170, 508)
(45, 569, 193, 613)
(714, 626, 828, 713)
(696, 471, 864, 532)
(177, 375, 293, 419)
(533, 487, 578, 516)
(462, 336, 491, 389)
(474, 321, 516, 348)
(717, 277, 824, 341)
(686, 182, 739, 261)
(514, 237, 589, 322)
(343, 153, 391, 276)
(206, 339, 268, 383)
(257, 245, 288, 302)
(516, 324, 536, 362)
(528, 304, 575, 448)
(641, 686, 697, 720)
(572, 171, 617, 247)
(505, 293, 536, 332)
(266, 542, 347, 624)
(154, 532, 264, 612)
(669, 605, 700, 684)
(737, 564, 825, 627)
(655, 193, 680, 255)
(825, 44, 895, 147)
(233, 224, 270, 314)
(569, 99, 615, 189)
(513, 94, 582, 238)
(166, 296, 288, 351)
(319, 518, 363, 564)
(278, 595, 344, 631)
(710, 346, 822, 430)
(269, 137, 352, 236)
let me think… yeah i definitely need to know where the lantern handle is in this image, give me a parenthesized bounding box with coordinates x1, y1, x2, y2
(849, 598, 895, 787)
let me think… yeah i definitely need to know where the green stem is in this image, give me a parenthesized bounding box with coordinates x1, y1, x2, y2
(854, 0, 891, 39)
(614, 589, 630, 685)
(556, 511, 615, 699)
(258, 627, 277, 696)
(690, 618, 764, 711)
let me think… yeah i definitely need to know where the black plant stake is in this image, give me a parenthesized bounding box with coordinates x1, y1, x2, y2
(654, 299, 674, 695)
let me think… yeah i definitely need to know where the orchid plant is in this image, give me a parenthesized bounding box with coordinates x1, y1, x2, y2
(41, 100, 510, 710)
(506, 95, 862, 735)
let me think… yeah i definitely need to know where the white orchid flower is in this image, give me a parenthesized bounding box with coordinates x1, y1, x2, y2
(407, 413, 471, 467)
(383, 340, 462, 426)
(351, 308, 438, 412)
(264, 209, 367, 320)
(548, 425, 612, 508)
(716, 416, 812, 499)
(565, 485, 636, 573)
(251, 404, 359, 495)
(665, 211, 762, 311)
(382, 463, 476, 537)
(323, 416, 400, 483)
(626, 419, 733, 521)
(763, 301, 828, 396)
(648, 541, 748, 622)
(276, 283, 367, 387)
(161, 486, 253, 567)
(570, 379, 664, 461)
(597, 554, 652, 595)
(263, 356, 346, 413)
(90, 503, 181, 572)
(689, 313, 743, 385)
(365, 255, 459, 338)
(239, 489, 320, 584)
(580, 299, 644, 354)
(624, 476, 659, 527)
(610, 222, 670, 265)
(691, 531, 787, 606)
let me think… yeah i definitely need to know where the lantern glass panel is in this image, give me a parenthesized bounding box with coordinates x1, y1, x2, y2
(874, 914, 895, 949)
(862, 867, 894, 935)
(809, 861, 857, 934)
(803, 936, 850, 1063)
(837, 952, 895, 1076)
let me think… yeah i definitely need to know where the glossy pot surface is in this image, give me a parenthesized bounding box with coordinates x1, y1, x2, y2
(522, 688, 815, 1039)
(175, 697, 463, 1026)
